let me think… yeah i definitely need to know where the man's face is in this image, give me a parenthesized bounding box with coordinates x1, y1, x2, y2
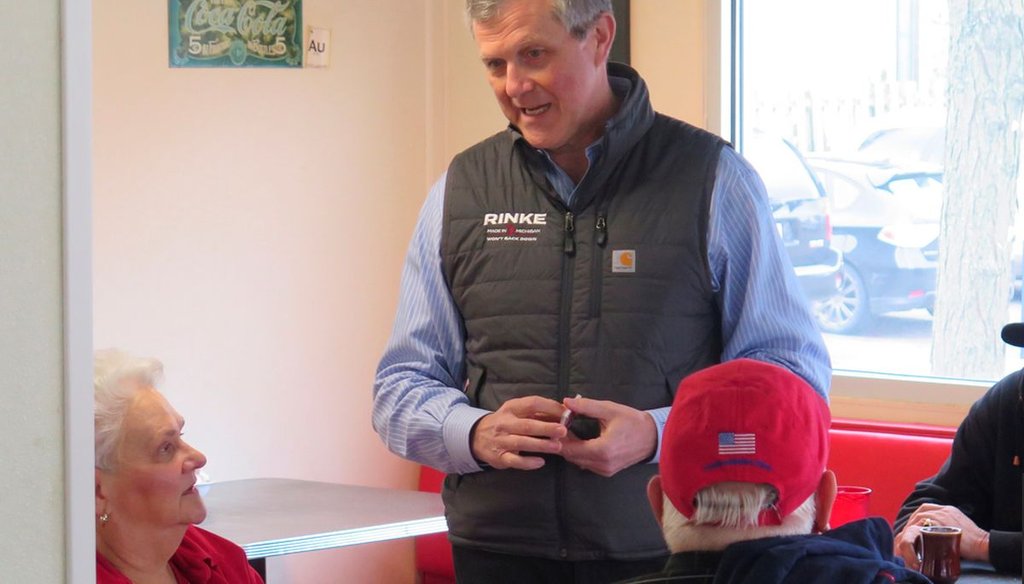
(472, 0, 613, 158)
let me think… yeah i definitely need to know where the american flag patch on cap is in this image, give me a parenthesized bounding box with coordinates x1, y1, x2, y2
(718, 432, 756, 455)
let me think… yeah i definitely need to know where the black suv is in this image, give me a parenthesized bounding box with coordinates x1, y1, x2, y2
(806, 156, 942, 334)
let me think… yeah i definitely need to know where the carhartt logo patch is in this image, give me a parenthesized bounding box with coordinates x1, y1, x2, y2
(612, 250, 636, 273)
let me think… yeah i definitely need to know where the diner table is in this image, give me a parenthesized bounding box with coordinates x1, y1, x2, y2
(200, 477, 448, 580)
(957, 560, 1019, 583)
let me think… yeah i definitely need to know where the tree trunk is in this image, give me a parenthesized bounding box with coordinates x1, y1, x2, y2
(931, 0, 1024, 377)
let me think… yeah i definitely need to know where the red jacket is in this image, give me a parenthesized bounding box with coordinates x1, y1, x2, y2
(97, 525, 263, 583)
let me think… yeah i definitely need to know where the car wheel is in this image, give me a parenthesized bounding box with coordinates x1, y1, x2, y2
(813, 265, 871, 334)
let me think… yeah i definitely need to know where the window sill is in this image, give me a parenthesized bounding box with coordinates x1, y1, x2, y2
(829, 370, 989, 426)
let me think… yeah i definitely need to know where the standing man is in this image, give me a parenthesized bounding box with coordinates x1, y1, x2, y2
(373, 1, 830, 582)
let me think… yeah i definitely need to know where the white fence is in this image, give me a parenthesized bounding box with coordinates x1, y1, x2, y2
(747, 75, 946, 154)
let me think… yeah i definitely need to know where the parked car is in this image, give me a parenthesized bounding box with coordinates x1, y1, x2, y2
(806, 156, 943, 333)
(857, 125, 945, 167)
(743, 132, 843, 303)
(858, 122, 1023, 298)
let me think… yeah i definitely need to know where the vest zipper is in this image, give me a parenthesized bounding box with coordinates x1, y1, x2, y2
(563, 212, 576, 256)
(557, 209, 576, 559)
(590, 213, 608, 317)
(595, 214, 608, 247)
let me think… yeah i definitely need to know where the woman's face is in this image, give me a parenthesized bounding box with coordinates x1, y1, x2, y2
(98, 388, 208, 530)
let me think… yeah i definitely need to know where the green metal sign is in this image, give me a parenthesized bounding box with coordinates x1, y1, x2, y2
(169, 0, 302, 68)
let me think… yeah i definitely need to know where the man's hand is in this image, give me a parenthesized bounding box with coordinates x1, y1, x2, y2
(557, 395, 657, 477)
(470, 395, 568, 470)
(894, 504, 990, 568)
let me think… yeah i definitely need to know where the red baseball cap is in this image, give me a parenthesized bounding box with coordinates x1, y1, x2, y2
(660, 359, 830, 525)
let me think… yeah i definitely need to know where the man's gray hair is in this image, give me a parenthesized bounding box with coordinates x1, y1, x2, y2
(661, 482, 817, 553)
(94, 349, 164, 471)
(466, 0, 613, 39)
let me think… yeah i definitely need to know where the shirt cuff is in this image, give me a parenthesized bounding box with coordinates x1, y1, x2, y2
(442, 404, 491, 474)
(645, 406, 671, 464)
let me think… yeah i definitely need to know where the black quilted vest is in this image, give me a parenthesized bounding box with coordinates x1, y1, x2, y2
(440, 64, 727, 560)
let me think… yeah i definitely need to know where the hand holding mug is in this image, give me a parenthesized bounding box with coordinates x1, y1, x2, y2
(914, 525, 962, 584)
(897, 504, 990, 564)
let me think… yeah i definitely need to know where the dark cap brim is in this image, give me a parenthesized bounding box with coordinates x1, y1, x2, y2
(1001, 323, 1024, 347)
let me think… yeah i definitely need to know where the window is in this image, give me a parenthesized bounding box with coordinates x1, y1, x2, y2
(724, 0, 1024, 413)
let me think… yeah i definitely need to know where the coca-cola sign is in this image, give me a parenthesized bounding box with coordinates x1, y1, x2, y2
(170, 0, 302, 68)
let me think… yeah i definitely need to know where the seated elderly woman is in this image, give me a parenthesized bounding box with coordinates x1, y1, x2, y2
(94, 349, 262, 583)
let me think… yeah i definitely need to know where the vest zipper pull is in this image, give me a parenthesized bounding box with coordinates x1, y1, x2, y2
(595, 214, 607, 247)
(564, 212, 576, 256)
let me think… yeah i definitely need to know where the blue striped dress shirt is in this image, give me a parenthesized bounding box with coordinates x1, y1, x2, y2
(372, 145, 831, 475)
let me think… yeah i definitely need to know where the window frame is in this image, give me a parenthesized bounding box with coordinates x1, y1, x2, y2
(65, 0, 95, 580)
(703, 0, 988, 425)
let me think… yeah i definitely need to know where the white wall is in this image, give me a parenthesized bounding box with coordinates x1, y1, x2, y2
(92, 1, 433, 581)
(631, 1, 709, 128)
(0, 1, 66, 582)
(430, 1, 507, 174)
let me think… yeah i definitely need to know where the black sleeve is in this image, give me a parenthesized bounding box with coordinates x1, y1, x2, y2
(988, 529, 1023, 574)
(893, 377, 1007, 533)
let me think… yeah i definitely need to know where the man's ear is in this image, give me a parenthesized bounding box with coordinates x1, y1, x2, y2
(813, 470, 838, 533)
(591, 12, 616, 65)
(646, 475, 665, 527)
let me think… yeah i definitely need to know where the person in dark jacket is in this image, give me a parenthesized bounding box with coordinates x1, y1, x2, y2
(620, 359, 929, 584)
(893, 327, 1024, 575)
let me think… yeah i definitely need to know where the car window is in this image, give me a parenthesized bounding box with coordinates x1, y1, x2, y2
(818, 170, 861, 212)
(858, 127, 945, 166)
(743, 134, 825, 203)
(886, 176, 943, 220)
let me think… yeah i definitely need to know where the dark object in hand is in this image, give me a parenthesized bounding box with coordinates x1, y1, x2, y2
(568, 415, 600, 440)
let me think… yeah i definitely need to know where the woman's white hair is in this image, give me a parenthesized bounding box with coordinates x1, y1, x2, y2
(661, 482, 817, 552)
(94, 349, 164, 471)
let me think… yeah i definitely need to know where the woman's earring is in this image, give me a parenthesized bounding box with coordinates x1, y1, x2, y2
(99, 513, 109, 524)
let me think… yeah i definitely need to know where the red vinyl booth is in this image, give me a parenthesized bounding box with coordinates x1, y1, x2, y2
(415, 419, 957, 583)
(416, 466, 455, 584)
(826, 418, 955, 525)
